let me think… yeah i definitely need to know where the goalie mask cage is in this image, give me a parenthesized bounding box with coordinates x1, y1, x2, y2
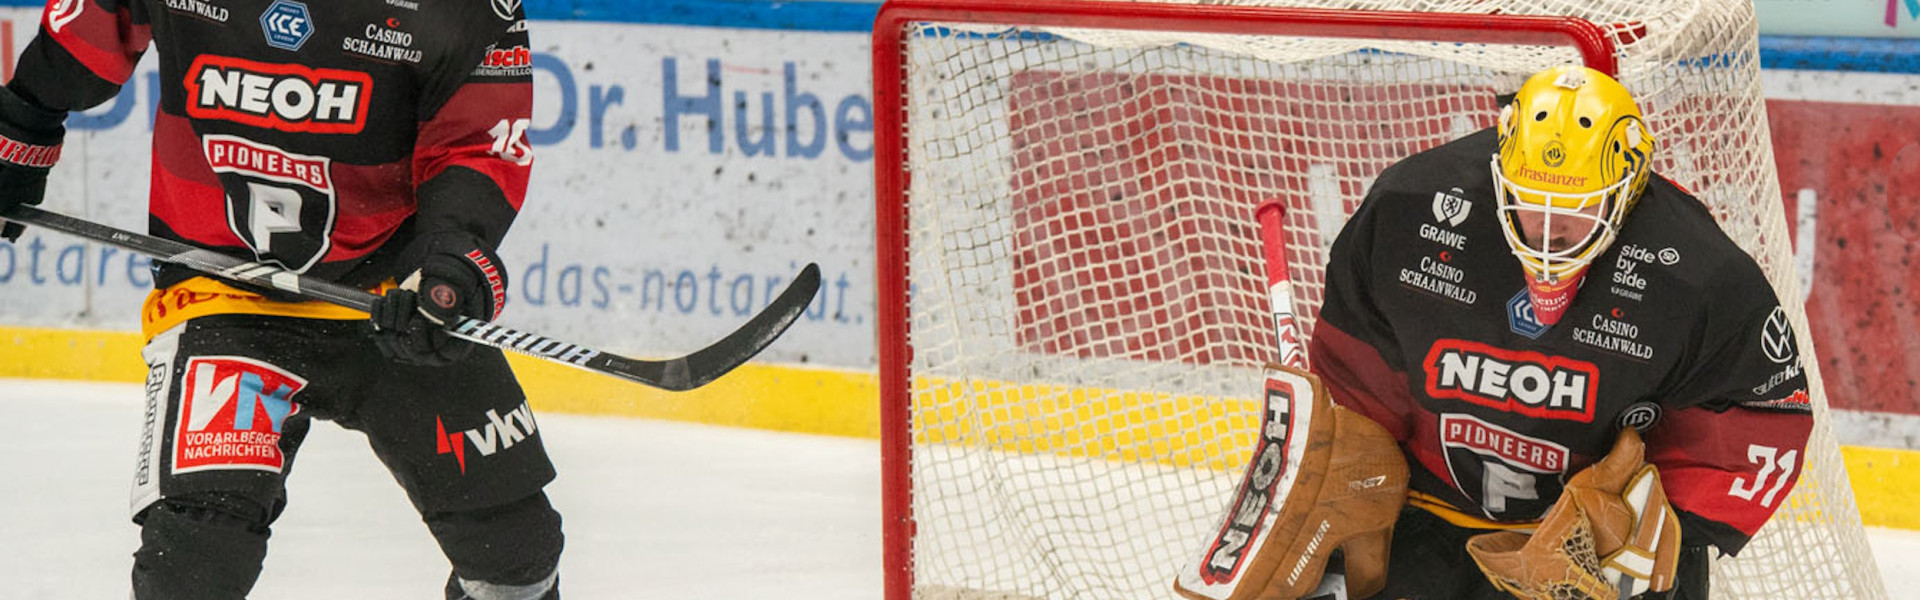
(872, 1, 1887, 598)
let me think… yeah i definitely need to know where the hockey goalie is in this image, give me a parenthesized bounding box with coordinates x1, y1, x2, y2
(1174, 66, 1814, 600)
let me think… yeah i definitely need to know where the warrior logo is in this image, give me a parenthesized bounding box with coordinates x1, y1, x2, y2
(186, 56, 372, 134)
(173, 357, 305, 474)
(436, 402, 539, 474)
(1423, 339, 1599, 423)
(205, 135, 338, 272)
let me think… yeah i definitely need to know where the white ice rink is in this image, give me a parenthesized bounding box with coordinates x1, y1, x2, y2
(3, 378, 1916, 599)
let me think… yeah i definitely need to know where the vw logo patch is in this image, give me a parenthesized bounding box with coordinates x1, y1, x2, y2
(1760, 307, 1796, 364)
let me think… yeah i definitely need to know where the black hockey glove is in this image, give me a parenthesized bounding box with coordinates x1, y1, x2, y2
(0, 85, 68, 242)
(370, 231, 508, 367)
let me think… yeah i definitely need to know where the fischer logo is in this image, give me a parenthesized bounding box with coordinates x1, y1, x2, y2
(172, 357, 305, 474)
(259, 0, 314, 51)
(1199, 380, 1299, 585)
(435, 402, 538, 474)
(186, 56, 372, 134)
(1424, 339, 1599, 422)
(473, 44, 534, 77)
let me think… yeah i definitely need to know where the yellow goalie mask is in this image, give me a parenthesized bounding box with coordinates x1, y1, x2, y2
(1493, 65, 1654, 325)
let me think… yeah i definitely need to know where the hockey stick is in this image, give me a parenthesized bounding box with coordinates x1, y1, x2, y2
(0, 205, 821, 391)
(1255, 200, 1306, 369)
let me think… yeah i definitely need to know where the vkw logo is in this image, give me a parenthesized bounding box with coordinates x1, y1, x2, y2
(260, 0, 314, 51)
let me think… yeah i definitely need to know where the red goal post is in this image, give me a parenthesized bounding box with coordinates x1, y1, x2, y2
(872, 1, 1885, 599)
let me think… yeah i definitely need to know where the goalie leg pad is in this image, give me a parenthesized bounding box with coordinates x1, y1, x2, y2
(1174, 364, 1409, 600)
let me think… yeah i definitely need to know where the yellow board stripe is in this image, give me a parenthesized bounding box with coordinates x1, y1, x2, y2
(6, 325, 1918, 531)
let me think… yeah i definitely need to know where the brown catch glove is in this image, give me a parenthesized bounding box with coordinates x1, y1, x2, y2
(1464, 428, 1683, 600)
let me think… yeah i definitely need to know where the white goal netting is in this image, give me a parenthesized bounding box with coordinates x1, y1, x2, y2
(877, 1, 1886, 598)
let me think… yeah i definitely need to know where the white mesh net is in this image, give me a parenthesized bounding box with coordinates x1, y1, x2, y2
(880, 1, 1886, 598)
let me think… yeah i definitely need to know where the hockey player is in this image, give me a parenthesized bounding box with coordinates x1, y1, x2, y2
(1306, 66, 1814, 598)
(0, 1, 561, 599)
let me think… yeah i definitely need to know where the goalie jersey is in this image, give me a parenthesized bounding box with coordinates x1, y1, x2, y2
(1309, 128, 1814, 555)
(10, 0, 532, 333)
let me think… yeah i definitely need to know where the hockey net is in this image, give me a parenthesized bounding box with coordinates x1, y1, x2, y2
(872, 1, 1886, 598)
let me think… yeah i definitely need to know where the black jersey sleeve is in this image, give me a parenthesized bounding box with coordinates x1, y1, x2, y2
(1641, 193, 1815, 555)
(8, 0, 151, 112)
(1308, 160, 1419, 442)
(410, 4, 532, 250)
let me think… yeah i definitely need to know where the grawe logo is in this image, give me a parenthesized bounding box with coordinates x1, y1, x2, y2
(173, 357, 305, 474)
(185, 55, 372, 134)
(435, 402, 538, 474)
(1423, 339, 1599, 422)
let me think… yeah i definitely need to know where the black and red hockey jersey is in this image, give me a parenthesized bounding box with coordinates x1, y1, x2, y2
(1309, 128, 1814, 555)
(12, 0, 532, 330)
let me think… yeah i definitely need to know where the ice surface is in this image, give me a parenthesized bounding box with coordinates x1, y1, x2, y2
(2, 378, 1913, 598)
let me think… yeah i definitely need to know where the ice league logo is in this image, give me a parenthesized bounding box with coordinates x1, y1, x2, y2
(260, 0, 313, 51)
(1507, 289, 1547, 339)
(172, 357, 305, 474)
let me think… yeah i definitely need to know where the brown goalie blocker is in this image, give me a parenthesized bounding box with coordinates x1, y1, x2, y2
(1465, 427, 1683, 600)
(1173, 364, 1409, 600)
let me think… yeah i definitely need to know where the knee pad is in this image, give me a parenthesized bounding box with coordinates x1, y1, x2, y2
(132, 494, 275, 600)
(427, 491, 564, 590)
(1175, 364, 1409, 600)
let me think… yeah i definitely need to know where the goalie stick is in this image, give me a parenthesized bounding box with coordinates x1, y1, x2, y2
(1256, 200, 1306, 369)
(1, 205, 820, 391)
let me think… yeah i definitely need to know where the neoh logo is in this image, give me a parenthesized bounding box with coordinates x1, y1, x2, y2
(1423, 339, 1599, 422)
(186, 56, 372, 134)
(259, 0, 313, 51)
(435, 402, 539, 474)
(173, 357, 305, 474)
